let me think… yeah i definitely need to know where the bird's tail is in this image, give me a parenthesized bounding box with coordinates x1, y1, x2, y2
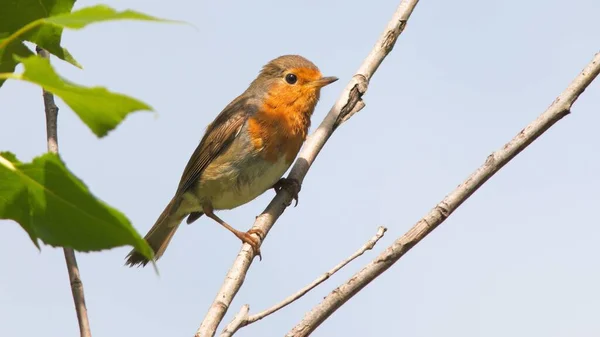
(125, 198, 182, 267)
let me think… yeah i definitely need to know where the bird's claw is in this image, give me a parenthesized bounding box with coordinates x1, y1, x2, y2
(273, 178, 301, 207)
(243, 228, 265, 261)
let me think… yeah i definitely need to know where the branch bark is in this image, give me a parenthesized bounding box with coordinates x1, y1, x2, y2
(286, 51, 600, 337)
(220, 227, 387, 337)
(195, 1, 420, 336)
(36, 46, 92, 337)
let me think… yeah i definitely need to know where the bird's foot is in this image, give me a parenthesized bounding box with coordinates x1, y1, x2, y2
(273, 178, 301, 207)
(239, 228, 265, 261)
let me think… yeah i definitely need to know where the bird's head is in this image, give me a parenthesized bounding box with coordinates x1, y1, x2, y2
(250, 55, 338, 113)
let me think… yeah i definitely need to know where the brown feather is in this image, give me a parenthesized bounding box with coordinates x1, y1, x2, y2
(186, 212, 203, 224)
(175, 96, 255, 197)
(125, 198, 184, 267)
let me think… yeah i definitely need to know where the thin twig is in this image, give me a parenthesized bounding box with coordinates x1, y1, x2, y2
(286, 52, 600, 336)
(36, 46, 92, 337)
(220, 227, 387, 337)
(195, 1, 419, 335)
(220, 305, 250, 337)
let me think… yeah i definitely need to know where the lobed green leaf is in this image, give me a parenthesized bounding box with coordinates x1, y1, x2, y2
(0, 3, 181, 72)
(0, 152, 154, 260)
(0, 0, 79, 68)
(8, 55, 153, 137)
(45, 5, 180, 29)
(0, 39, 34, 87)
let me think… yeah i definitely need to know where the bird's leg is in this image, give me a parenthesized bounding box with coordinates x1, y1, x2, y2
(202, 203, 262, 260)
(272, 177, 301, 207)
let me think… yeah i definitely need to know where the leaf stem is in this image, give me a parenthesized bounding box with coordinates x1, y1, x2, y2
(0, 19, 43, 50)
(0, 154, 16, 170)
(0, 73, 21, 80)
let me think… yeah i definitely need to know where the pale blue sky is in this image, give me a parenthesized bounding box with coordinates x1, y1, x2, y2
(2, 0, 600, 336)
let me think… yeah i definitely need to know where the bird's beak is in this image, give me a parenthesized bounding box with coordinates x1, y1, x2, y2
(312, 76, 338, 88)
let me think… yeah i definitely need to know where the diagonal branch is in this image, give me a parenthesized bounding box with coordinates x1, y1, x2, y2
(195, 1, 421, 336)
(286, 51, 600, 337)
(220, 226, 387, 337)
(36, 46, 92, 337)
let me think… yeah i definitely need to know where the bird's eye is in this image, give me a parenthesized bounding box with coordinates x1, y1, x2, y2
(285, 73, 297, 84)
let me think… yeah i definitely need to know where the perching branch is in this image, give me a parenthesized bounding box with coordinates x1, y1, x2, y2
(286, 51, 600, 337)
(195, 1, 420, 336)
(36, 46, 92, 337)
(220, 226, 387, 337)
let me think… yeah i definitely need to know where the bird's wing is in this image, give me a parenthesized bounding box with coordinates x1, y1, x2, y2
(174, 95, 255, 197)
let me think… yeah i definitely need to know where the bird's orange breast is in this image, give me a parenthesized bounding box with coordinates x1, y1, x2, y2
(247, 83, 318, 164)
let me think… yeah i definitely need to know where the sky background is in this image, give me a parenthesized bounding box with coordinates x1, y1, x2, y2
(1, 0, 600, 336)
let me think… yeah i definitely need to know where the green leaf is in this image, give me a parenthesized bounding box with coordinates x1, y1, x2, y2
(10, 55, 153, 137)
(0, 152, 154, 260)
(0, 39, 34, 87)
(46, 5, 181, 29)
(0, 0, 79, 67)
(0, 3, 182, 70)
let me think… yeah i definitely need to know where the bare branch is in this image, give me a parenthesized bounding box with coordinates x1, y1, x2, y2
(62, 248, 92, 337)
(36, 46, 92, 337)
(219, 305, 249, 337)
(286, 51, 600, 337)
(195, 1, 420, 335)
(220, 227, 387, 337)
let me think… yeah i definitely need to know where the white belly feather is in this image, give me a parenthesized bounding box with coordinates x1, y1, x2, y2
(177, 124, 296, 215)
(209, 156, 290, 210)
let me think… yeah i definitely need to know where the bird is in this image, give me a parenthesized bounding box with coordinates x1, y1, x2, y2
(125, 55, 337, 267)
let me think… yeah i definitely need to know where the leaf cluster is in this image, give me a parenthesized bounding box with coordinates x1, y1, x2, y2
(0, 0, 181, 262)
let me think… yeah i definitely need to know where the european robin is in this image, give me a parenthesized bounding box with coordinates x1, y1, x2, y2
(125, 55, 337, 267)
